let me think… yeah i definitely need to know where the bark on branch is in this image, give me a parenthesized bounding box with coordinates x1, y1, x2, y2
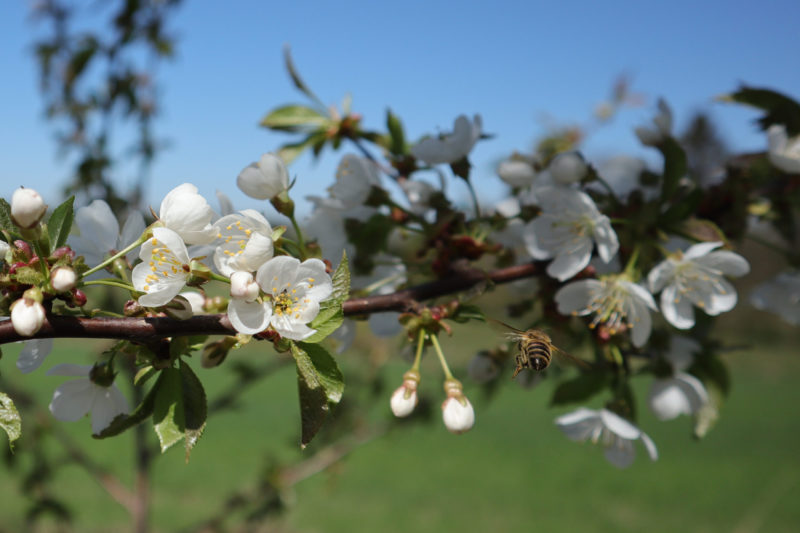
(0, 262, 540, 345)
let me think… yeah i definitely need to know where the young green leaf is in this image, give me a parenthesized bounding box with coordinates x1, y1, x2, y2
(304, 251, 350, 344)
(0, 199, 14, 233)
(153, 367, 185, 453)
(179, 360, 207, 462)
(260, 104, 331, 132)
(0, 392, 22, 451)
(47, 196, 75, 249)
(291, 342, 345, 447)
(720, 86, 800, 135)
(386, 108, 406, 156)
(94, 378, 159, 439)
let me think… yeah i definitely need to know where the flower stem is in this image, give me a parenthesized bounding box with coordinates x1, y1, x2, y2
(464, 178, 482, 218)
(83, 279, 136, 291)
(288, 214, 308, 260)
(410, 329, 426, 373)
(623, 245, 641, 278)
(82, 232, 150, 280)
(208, 272, 231, 284)
(428, 332, 454, 381)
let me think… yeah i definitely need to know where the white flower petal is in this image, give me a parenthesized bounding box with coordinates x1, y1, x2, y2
(604, 437, 636, 468)
(90, 385, 129, 434)
(49, 379, 94, 421)
(683, 241, 723, 260)
(270, 313, 315, 341)
(599, 409, 641, 440)
(555, 280, 600, 316)
(46, 363, 92, 377)
(647, 260, 675, 293)
(547, 238, 593, 281)
(661, 285, 695, 329)
(227, 299, 272, 335)
(695, 251, 750, 277)
(17, 338, 54, 374)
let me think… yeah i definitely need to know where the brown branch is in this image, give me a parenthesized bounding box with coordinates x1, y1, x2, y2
(0, 262, 540, 345)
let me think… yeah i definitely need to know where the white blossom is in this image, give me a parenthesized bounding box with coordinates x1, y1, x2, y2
(750, 270, 800, 325)
(635, 98, 673, 146)
(213, 210, 274, 277)
(180, 291, 206, 315)
(17, 338, 54, 374)
(70, 200, 146, 269)
(399, 179, 438, 214)
(50, 266, 77, 292)
(327, 155, 381, 209)
(411, 114, 482, 165)
(237, 153, 290, 200)
(132, 227, 192, 307)
(47, 364, 129, 435)
(555, 276, 657, 347)
(11, 187, 47, 228)
(159, 183, 216, 244)
(523, 186, 619, 281)
(648, 335, 708, 421)
(230, 271, 260, 301)
(228, 256, 333, 340)
(549, 151, 587, 185)
(767, 124, 800, 174)
(11, 298, 46, 337)
(648, 242, 750, 329)
(555, 407, 658, 468)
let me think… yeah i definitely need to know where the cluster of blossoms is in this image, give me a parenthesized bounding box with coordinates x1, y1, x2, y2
(2, 82, 797, 469)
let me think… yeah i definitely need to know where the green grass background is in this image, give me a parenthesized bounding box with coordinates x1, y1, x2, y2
(1, 313, 798, 533)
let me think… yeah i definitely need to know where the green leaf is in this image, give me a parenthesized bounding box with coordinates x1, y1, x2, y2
(47, 196, 75, 250)
(283, 45, 326, 109)
(94, 379, 159, 438)
(450, 304, 486, 324)
(0, 199, 14, 232)
(676, 217, 728, 245)
(260, 104, 331, 132)
(0, 392, 22, 451)
(150, 362, 207, 460)
(13, 266, 44, 286)
(179, 361, 207, 462)
(720, 85, 800, 135)
(134, 365, 157, 386)
(386, 108, 406, 155)
(658, 137, 688, 202)
(305, 251, 351, 344)
(550, 372, 607, 406)
(291, 342, 344, 447)
(153, 367, 184, 453)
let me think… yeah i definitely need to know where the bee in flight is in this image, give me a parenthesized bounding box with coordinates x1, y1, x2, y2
(489, 319, 589, 378)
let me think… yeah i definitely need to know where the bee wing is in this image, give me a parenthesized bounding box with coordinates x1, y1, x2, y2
(552, 345, 591, 369)
(486, 318, 526, 341)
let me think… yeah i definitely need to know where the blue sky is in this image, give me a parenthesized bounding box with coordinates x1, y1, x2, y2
(2, 0, 800, 217)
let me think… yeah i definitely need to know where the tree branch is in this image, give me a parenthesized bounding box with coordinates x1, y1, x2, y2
(0, 262, 540, 345)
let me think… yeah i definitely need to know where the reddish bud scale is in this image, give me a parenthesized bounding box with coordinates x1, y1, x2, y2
(51, 246, 76, 260)
(14, 240, 32, 259)
(72, 289, 87, 307)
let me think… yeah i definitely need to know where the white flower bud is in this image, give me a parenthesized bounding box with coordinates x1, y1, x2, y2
(230, 271, 259, 302)
(441, 379, 475, 434)
(549, 152, 587, 185)
(180, 291, 206, 314)
(11, 187, 47, 229)
(237, 153, 290, 200)
(50, 266, 77, 292)
(498, 159, 537, 188)
(390, 370, 420, 418)
(11, 298, 46, 337)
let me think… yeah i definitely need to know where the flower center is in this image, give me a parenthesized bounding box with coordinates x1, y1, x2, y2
(217, 219, 254, 259)
(585, 280, 628, 333)
(142, 238, 189, 292)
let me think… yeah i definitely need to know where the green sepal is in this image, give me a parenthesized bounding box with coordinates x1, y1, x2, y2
(304, 251, 350, 344)
(134, 365, 157, 386)
(549, 372, 608, 407)
(0, 392, 22, 452)
(47, 196, 75, 250)
(13, 266, 44, 286)
(291, 341, 345, 448)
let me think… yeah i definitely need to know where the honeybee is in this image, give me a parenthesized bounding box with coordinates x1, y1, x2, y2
(489, 319, 589, 378)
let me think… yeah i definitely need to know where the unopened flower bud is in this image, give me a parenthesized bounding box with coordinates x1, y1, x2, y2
(50, 266, 77, 292)
(390, 369, 420, 418)
(163, 295, 194, 320)
(230, 271, 259, 301)
(237, 153, 290, 200)
(71, 288, 88, 307)
(441, 378, 475, 434)
(11, 187, 47, 229)
(11, 298, 46, 337)
(201, 336, 238, 368)
(549, 152, 587, 185)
